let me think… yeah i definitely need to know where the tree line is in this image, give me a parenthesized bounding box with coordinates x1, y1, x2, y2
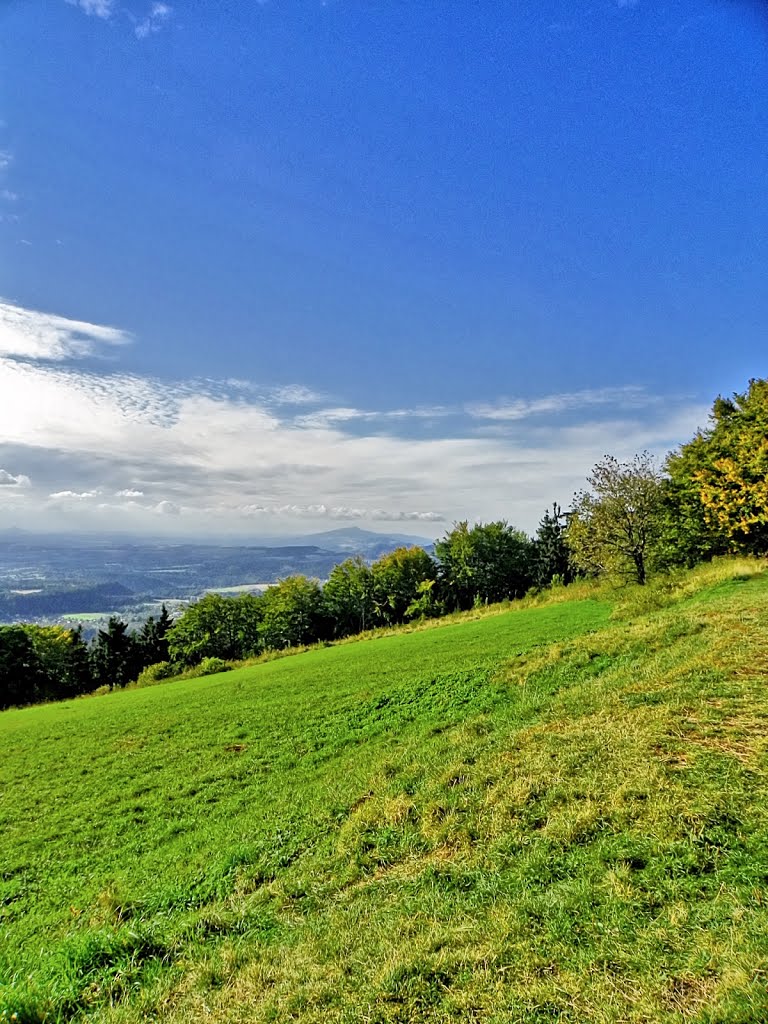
(0, 607, 173, 710)
(2, 377, 766, 709)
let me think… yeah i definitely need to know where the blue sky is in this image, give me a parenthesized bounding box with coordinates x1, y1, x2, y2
(0, 1, 766, 537)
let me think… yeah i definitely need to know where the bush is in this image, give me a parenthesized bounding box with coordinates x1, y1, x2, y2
(133, 661, 179, 688)
(191, 657, 232, 677)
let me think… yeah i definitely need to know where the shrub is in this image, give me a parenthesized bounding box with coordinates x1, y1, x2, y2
(192, 657, 232, 677)
(133, 661, 179, 688)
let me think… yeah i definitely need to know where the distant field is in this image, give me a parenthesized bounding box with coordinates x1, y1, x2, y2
(3, 565, 768, 1022)
(59, 612, 107, 622)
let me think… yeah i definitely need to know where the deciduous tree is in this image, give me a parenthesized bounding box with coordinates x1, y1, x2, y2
(323, 557, 375, 637)
(435, 521, 534, 610)
(370, 546, 437, 625)
(259, 576, 329, 650)
(167, 593, 262, 666)
(666, 379, 768, 557)
(567, 453, 665, 585)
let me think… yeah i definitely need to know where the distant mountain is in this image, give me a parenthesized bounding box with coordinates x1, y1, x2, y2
(278, 527, 435, 556)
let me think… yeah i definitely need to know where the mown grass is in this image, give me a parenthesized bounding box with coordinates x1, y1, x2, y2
(2, 559, 768, 1022)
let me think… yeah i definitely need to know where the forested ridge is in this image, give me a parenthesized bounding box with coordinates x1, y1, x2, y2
(2, 377, 767, 710)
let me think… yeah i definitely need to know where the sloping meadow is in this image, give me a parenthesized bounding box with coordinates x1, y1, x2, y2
(2, 562, 768, 1021)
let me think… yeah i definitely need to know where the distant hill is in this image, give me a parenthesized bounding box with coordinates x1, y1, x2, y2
(278, 526, 435, 556)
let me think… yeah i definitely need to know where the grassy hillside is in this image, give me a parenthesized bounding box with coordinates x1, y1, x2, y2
(2, 562, 768, 1022)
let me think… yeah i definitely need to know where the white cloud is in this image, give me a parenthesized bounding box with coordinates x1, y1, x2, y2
(0, 469, 30, 487)
(0, 302, 711, 538)
(49, 490, 100, 501)
(66, 0, 115, 18)
(0, 190, 17, 202)
(0, 300, 131, 361)
(271, 384, 325, 405)
(466, 387, 660, 422)
(237, 503, 437, 522)
(135, 2, 172, 38)
(294, 405, 449, 429)
(370, 509, 444, 522)
(154, 499, 180, 515)
(0, 152, 12, 172)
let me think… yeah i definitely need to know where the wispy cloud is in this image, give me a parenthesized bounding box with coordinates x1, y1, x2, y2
(0, 300, 131, 361)
(65, 0, 173, 38)
(294, 405, 450, 430)
(270, 384, 325, 406)
(0, 302, 709, 537)
(66, 0, 115, 18)
(466, 387, 662, 422)
(135, 2, 172, 38)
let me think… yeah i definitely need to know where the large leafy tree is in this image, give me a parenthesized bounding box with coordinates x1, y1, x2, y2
(567, 453, 665, 585)
(435, 521, 479, 610)
(0, 626, 46, 709)
(370, 546, 437, 625)
(26, 624, 93, 698)
(167, 593, 262, 666)
(666, 379, 768, 557)
(323, 557, 375, 637)
(436, 521, 535, 610)
(259, 576, 329, 650)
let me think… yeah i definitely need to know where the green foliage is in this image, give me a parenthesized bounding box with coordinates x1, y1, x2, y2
(90, 616, 140, 690)
(0, 625, 46, 709)
(0, 624, 93, 708)
(138, 604, 174, 665)
(404, 577, 444, 621)
(533, 503, 574, 586)
(133, 661, 178, 688)
(190, 656, 232, 677)
(323, 557, 375, 637)
(666, 378, 768, 557)
(167, 593, 263, 666)
(259, 575, 329, 650)
(27, 623, 92, 698)
(436, 520, 535, 609)
(370, 546, 438, 624)
(567, 453, 665, 585)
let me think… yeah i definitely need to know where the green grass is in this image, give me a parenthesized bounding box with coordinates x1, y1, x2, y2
(3, 561, 768, 1022)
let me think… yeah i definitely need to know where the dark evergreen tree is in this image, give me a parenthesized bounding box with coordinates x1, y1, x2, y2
(0, 626, 46, 709)
(533, 503, 574, 587)
(138, 604, 174, 666)
(90, 617, 140, 689)
(62, 626, 94, 696)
